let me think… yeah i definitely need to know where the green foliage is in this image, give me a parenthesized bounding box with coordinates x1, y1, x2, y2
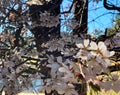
(107, 28, 116, 36)
(99, 90, 120, 95)
(107, 14, 120, 36)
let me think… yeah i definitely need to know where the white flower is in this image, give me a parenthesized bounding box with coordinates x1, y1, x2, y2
(55, 83, 78, 95)
(59, 63, 78, 83)
(47, 62, 60, 78)
(59, 67, 74, 81)
(76, 39, 89, 49)
(95, 54, 111, 67)
(88, 41, 115, 67)
(89, 41, 115, 57)
(57, 56, 62, 63)
(89, 41, 107, 51)
(102, 50, 115, 58)
(75, 49, 89, 60)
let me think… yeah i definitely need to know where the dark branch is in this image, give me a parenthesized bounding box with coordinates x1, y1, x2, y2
(108, 64, 120, 72)
(103, 0, 120, 11)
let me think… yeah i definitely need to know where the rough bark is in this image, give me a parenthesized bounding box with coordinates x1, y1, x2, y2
(73, 0, 88, 35)
(29, 0, 62, 50)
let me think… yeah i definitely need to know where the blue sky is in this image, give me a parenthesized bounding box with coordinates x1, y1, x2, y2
(88, 0, 117, 34)
(61, 0, 119, 34)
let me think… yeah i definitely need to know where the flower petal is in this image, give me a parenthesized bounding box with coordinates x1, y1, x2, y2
(84, 39, 89, 47)
(102, 50, 110, 57)
(89, 41, 98, 50)
(76, 43, 84, 48)
(57, 56, 62, 63)
(59, 67, 67, 73)
(98, 42, 107, 50)
(109, 51, 115, 57)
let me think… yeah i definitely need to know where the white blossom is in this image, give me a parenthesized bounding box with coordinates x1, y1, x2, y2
(76, 39, 89, 49)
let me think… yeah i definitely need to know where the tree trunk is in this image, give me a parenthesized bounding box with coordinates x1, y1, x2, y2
(29, 0, 62, 51)
(73, 0, 88, 35)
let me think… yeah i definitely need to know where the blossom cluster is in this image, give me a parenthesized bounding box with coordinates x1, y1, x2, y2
(41, 38, 115, 95)
(0, 33, 118, 95)
(76, 39, 115, 67)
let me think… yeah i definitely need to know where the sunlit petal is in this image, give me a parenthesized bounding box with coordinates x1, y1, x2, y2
(59, 67, 67, 73)
(75, 51, 81, 58)
(98, 42, 107, 50)
(109, 51, 115, 57)
(76, 43, 84, 48)
(59, 66, 71, 74)
(102, 50, 110, 57)
(89, 41, 98, 50)
(68, 83, 75, 88)
(90, 51, 97, 56)
(84, 39, 89, 47)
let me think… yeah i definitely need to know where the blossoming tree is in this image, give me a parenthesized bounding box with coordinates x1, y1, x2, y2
(0, 0, 120, 95)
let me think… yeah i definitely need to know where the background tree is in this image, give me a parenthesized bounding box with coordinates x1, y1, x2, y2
(29, 0, 62, 51)
(73, 0, 88, 35)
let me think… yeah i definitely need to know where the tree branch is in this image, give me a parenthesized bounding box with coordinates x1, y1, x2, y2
(103, 0, 120, 11)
